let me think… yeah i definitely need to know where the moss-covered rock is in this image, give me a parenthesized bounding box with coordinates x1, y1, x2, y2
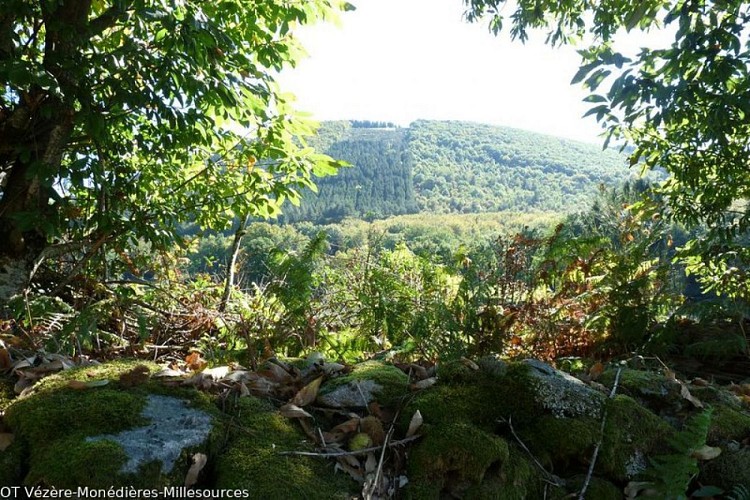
(699, 448, 750, 490)
(522, 359, 605, 419)
(456, 446, 544, 500)
(707, 405, 750, 443)
(561, 475, 622, 500)
(519, 416, 599, 469)
(406, 422, 509, 499)
(436, 359, 476, 383)
(215, 396, 357, 498)
(0, 374, 15, 411)
(402, 382, 498, 432)
(599, 395, 674, 481)
(599, 368, 683, 413)
(3, 360, 220, 489)
(317, 360, 409, 408)
(0, 437, 24, 486)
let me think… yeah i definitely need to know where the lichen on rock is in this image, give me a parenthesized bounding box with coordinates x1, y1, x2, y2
(3, 360, 219, 489)
(317, 360, 408, 408)
(86, 394, 213, 474)
(522, 359, 605, 419)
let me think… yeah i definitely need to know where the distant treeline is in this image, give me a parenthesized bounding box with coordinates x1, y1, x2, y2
(280, 120, 633, 224)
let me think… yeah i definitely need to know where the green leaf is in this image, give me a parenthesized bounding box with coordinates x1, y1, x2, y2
(584, 94, 608, 103)
(571, 61, 601, 84)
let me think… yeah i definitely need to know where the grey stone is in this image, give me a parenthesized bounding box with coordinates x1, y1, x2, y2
(478, 354, 508, 377)
(316, 379, 382, 408)
(522, 359, 605, 419)
(87, 395, 213, 474)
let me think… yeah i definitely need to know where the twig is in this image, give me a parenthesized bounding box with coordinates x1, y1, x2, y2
(364, 426, 394, 500)
(578, 367, 622, 500)
(500, 416, 565, 488)
(278, 435, 421, 458)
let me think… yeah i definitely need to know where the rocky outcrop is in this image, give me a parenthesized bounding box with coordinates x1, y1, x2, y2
(0, 357, 748, 498)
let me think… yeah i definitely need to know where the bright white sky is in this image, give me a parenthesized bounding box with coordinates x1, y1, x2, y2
(278, 0, 606, 144)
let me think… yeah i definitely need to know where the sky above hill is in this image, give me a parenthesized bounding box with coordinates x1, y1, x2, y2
(278, 0, 607, 144)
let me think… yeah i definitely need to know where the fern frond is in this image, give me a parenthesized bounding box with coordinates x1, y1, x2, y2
(641, 408, 713, 499)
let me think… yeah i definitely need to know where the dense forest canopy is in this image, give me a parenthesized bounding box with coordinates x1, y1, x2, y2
(464, 0, 750, 300)
(0, 0, 348, 301)
(280, 119, 634, 223)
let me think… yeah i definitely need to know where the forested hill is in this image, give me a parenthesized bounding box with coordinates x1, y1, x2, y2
(279, 119, 631, 223)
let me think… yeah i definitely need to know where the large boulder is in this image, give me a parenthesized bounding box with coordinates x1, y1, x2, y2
(402, 359, 750, 498)
(1, 360, 220, 488)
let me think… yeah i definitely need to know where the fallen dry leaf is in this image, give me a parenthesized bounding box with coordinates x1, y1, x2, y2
(332, 417, 360, 435)
(411, 377, 437, 391)
(365, 452, 378, 474)
(396, 363, 429, 381)
(692, 445, 722, 461)
(258, 362, 293, 384)
(360, 416, 385, 446)
(202, 366, 231, 380)
(184, 453, 208, 487)
(291, 376, 323, 407)
(624, 481, 657, 499)
(279, 403, 313, 419)
(336, 456, 364, 482)
(238, 382, 250, 397)
(85, 379, 110, 388)
(153, 368, 185, 378)
(13, 372, 36, 394)
(0, 433, 14, 451)
(460, 357, 479, 371)
(67, 379, 109, 390)
(0, 348, 11, 371)
(406, 410, 423, 438)
(729, 383, 750, 397)
(245, 375, 278, 397)
(679, 381, 704, 408)
(185, 352, 208, 372)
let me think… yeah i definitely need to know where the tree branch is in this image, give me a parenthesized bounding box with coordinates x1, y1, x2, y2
(88, 1, 136, 38)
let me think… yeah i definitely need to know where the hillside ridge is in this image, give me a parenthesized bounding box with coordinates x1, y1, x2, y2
(280, 119, 631, 223)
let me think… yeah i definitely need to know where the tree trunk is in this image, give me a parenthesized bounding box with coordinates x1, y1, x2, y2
(0, 1, 92, 304)
(219, 215, 250, 312)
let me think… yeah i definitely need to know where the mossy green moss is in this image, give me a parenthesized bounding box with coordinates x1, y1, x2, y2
(26, 359, 162, 395)
(6, 389, 147, 446)
(561, 475, 622, 500)
(406, 422, 509, 499)
(0, 374, 15, 411)
(319, 360, 409, 407)
(599, 368, 677, 405)
(25, 436, 129, 488)
(0, 438, 25, 486)
(402, 383, 494, 431)
(519, 416, 599, 469)
(699, 448, 750, 490)
(600, 395, 673, 481)
(436, 359, 475, 383)
(462, 446, 543, 500)
(707, 405, 750, 443)
(4, 360, 222, 489)
(215, 396, 356, 498)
